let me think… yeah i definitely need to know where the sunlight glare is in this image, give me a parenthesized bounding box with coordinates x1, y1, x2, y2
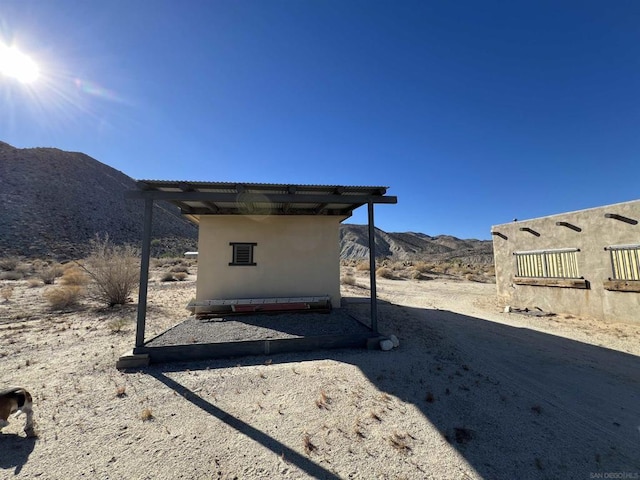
(0, 44, 40, 83)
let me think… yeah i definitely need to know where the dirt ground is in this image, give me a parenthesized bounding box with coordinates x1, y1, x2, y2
(1, 264, 639, 479)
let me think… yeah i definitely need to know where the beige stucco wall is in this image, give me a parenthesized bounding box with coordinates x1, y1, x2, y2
(196, 215, 343, 308)
(492, 199, 640, 323)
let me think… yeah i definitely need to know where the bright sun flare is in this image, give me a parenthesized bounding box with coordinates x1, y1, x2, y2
(0, 44, 39, 84)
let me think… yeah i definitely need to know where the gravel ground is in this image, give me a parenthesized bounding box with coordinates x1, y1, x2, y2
(145, 309, 373, 346)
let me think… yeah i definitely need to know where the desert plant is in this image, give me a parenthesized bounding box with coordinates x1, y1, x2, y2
(0, 256, 20, 271)
(0, 271, 22, 280)
(108, 317, 130, 333)
(355, 261, 370, 272)
(302, 433, 317, 454)
(161, 272, 177, 282)
(40, 265, 63, 284)
(173, 272, 188, 281)
(81, 235, 139, 306)
(170, 265, 189, 274)
(141, 407, 153, 421)
(341, 274, 356, 285)
(44, 285, 84, 310)
(1, 286, 14, 302)
(376, 267, 394, 279)
(60, 266, 89, 286)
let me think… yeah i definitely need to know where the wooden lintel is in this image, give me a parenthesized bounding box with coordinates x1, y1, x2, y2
(514, 277, 589, 289)
(603, 280, 640, 292)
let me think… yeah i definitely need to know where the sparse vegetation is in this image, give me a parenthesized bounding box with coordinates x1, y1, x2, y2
(341, 274, 356, 285)
(108, 317, 130, 333)
(170, 265, 189, 274)
(44, 285, 84, 310)
(141, 407, 154, 421)
(302, 433, 317, 454)
(1, 285, 14, 302)
(81, 235, 139, 306)
(60, 266, 89, 286)
(315, 390, 331, 409)
(0, 256, 20, 271)
(355, 261, 370, 272)
(161, 272, 177, 282)
(0, 271, 23, 281)
(389, 431, 412, 452)
(376, 267, 394, 279)
(40, 265, 63, 284)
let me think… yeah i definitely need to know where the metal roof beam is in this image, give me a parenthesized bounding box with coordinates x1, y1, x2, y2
(127, 191, 397, 205)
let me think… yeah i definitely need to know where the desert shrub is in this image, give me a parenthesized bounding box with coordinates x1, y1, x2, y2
(108, 317, 131, 333)
(376, 267, 394, 279)
(40, 265, 63, 285)
(0, 257, 20, 271)
(1, 286, 14, 302)
(27, 278, 42, 288)
(60, 266, 89, 286)
(413, 262, 434, 274)
(44, 286, 84, 310)
(0, 271, 22, 281)
(410, 270, 423, 280)
(161, 272, 177, 282)
(355, 261, 370, 272)
(341, 274, 356, 285)
(170, 265, 189, 274)
(173, 272, 188, 281)
(82, 236, 140, 307)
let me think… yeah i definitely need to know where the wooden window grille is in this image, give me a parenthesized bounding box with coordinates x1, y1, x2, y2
(229, 243, 257, 266)
(514, 248, 580, 279)
(606, 244, 640, 281)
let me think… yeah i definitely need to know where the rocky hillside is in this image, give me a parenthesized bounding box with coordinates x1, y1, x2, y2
(340, 224, 493, 264)
(0, 141, 197, 259)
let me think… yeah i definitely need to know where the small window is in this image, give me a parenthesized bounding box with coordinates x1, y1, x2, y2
(229, 242, 257, 266)
(514, 248, 580, 279)
(606, 244, 640, 281)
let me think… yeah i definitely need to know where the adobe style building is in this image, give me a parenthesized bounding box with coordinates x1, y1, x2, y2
(492, 199, 639, 324)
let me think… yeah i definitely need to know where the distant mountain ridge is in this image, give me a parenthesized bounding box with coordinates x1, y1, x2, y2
(0, 141, 492, 263)
(340, 224, 493, 264)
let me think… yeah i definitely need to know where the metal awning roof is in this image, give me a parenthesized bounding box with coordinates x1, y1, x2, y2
(128, 180, 397, 222)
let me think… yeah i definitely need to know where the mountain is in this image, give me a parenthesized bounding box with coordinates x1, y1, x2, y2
(0, 141, 197, 259)
(339, 224, 493, 264)
(1, 141, 492, 263)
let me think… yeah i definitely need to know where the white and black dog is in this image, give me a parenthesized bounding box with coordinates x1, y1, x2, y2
(0, 387, 35, 437)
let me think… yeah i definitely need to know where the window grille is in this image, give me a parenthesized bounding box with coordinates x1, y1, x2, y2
(605, 244, 640, 281)
(514, 248, 580, 279)
(229, 243, 257, 266)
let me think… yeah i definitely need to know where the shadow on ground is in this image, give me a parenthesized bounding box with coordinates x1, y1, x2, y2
(142, 302, 640, 479)
(0, 433, 37, 475)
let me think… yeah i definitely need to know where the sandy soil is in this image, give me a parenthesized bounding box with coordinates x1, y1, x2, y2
(1, 267, 639, 479)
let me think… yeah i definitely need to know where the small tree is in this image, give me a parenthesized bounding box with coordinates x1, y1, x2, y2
(82, 235, 140, 307)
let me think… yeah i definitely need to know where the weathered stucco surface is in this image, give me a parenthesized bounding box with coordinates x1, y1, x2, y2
(492, 199, 640, 323)
(197, 215, 343, 308)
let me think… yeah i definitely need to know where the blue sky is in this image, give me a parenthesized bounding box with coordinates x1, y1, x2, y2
(2, 1, 639, 240)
